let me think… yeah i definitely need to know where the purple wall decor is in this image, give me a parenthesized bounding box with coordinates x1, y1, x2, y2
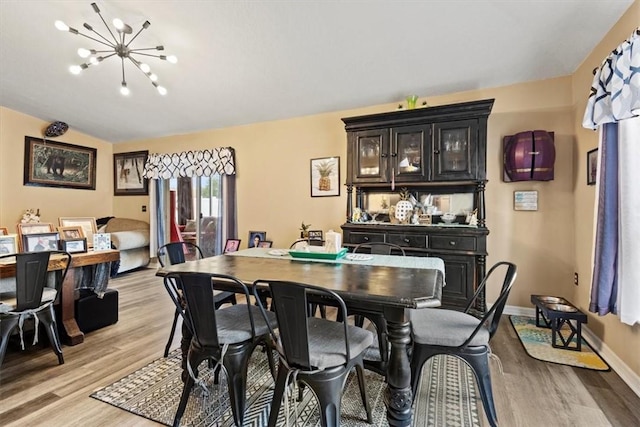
(503, 130, 555, 182)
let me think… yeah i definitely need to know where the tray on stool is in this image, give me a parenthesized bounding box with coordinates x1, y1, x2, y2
(531, 294, 587, 351)
(75, 288, 119, 333)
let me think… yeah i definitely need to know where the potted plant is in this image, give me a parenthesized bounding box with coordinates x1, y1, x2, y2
(299, 222, 311, 238)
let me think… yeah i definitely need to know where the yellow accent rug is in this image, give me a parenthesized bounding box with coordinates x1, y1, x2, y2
(509, 315, 610, 371)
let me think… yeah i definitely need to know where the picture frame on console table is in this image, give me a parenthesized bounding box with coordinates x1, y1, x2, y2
(22, 232, 60, 252)
(113, 150, 149, 196)
(0, 234, 18, 255)
(61, 238, 88, 253)
(23, 136, 97, 190)
(59, 217, 97, 248)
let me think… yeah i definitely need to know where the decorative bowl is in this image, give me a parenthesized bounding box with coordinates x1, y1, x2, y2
(441, 213, 456, 223)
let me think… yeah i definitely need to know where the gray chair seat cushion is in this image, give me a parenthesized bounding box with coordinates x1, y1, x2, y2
(409, 308, 489, 347)
(216, 304, 277, 344)
(306, 317, 374, 369)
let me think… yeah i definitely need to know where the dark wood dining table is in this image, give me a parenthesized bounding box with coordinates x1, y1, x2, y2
(156, 248, 444, 426)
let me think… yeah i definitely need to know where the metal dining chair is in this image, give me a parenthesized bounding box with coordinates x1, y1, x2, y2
(409, 261, 517, 427)
(157, 241, 237, 357)
(0, 251, 71, 368)
(167, 272, 277, 427)
(253, 279, 373, 427)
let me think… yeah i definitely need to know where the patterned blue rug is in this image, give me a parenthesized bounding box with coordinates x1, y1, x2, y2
(91, 349, 480, 426)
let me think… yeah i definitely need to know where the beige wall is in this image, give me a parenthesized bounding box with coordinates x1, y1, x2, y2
(1, 2, 638, 380)
(570, 2, 640, 375)
(0, 107, 113, 229)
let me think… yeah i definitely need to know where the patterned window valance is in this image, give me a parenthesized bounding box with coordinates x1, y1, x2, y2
(142, 147, 236, 179)
(583, 28, 640, 129)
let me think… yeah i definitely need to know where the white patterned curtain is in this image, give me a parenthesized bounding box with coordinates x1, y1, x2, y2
(142, 147, 236, 179)
(583, 28, 640, 326)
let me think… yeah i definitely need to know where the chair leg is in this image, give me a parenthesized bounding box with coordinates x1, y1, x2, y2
(462, 352, 499, 427)
(355, 362, 372, 423)
(39, 305, 64, 365)
(409, 344, 437, 396)
(306, 371, 348, 427)
(268, 361, 290, 427)
(164, 309, 180, 357)
(223, 343, 254, 427)
(173, 369, 195, 427)
(0, 317, 19, 368)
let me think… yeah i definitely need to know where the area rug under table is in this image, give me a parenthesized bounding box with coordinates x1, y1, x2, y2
(91, 349, 480, 426)
(509, 315, 610, 371)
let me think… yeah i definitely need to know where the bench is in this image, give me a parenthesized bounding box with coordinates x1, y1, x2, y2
(530, 294, 587, 351)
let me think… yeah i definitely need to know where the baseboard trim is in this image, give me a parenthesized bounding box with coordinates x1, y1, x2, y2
(503, 304, 640, 398)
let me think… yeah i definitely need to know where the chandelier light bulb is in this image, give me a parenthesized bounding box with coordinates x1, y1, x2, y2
(149, 73, 158, 82)
(55, 20, 69, 31)
(167, 55, 178, 64)
(140, 63, 151, 73)
(69, 65, 82, 75)
(113, 18, 124, 30)
(89, 57, 100, 65)
(157, 85, 167, 95)
(120, 82, 130, 96)
(77, 48, 91, 58)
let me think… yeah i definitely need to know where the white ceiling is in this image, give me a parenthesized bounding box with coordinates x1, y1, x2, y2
(0, 1, 634, 143)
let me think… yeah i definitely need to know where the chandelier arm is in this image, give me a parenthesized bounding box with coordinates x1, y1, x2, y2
(131, 52, 167, 59)
(121, 57, 127, 84)
(125, 26, 148, 48)
(128, 47, 164, 52)
(94, 9, 119, 45)
(75, 32, 115, 49)
(127, 57, 157, 85)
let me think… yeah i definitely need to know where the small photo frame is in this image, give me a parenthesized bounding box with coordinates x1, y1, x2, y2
(307, 230, 323, 241)
(114, 150, 149, 196)
(0, 227, 8, 235)
(224, 239, 241, 253)
(587, 148, 598, 186)
(257, 240, 273, 248)
(59, 217, 97, 247)
(93, 233, 111, 251)
(61, 238, 88, 253)
(58, 226, 85, 240)
(310, 157, 340, 197)
(248, 231, 267, 248)
(514, 190, 538, 211)
(18, 223, 55, 252)
(0, 234, 19, 255)
(22, 232, 60, 252)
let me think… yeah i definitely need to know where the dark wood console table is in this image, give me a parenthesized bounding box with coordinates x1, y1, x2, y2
(0, 249, 120, 345)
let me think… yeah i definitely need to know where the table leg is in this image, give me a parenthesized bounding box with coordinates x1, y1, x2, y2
(60, 267, 84, 345)
(384, 308, 412, 426)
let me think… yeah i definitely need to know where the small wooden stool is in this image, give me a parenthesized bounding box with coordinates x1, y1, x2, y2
(530, 294, 587, 351)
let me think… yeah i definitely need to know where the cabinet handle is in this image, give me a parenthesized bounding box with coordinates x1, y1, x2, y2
(391, 152, 397, 157)
(449, 241, 456, 246)
(363, 236, 369, 241)
(403, 238, 410, 243)
(434, 150, 440, 154)
(381, 153, 388, 158)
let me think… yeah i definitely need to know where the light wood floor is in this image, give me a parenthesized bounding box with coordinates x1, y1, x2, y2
(1, 267, 639, 427)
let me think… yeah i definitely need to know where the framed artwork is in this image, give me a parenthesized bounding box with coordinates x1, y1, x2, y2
(22, 232, 60, 252)
(587, 148, 598, 186)
(23, 136, 97, 190)
(0, 234, 19, 255)
(58, 226, 85, 240)
(93, 233, 111, 250)
(59, 217, 97, 247)
(308, 230, 323, 241)
(61, 238, 87, 253)
(0, 227, 8, 235)
(18, 223, 55, 251)
(114, 150, 149, 196)
(310, 157, 340, 197)
(224, 239, 241, 253)
(513, 190, 538, 211)
(257, 240, 273, 248)
(248, 231, 267, 248)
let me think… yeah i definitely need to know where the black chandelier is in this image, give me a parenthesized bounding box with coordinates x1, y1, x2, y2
(55, 2, 176, 96)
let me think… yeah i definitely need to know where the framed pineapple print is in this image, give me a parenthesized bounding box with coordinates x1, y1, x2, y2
(310, 157, 340, 197)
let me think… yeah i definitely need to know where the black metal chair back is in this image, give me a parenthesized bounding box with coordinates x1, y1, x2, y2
(157, 241, 203, 267)
(354, 242, 406, 256)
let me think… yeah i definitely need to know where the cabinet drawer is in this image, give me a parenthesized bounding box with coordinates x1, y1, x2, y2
(388, 233, 427, 249)
(346, 232, 385, 245)
(430, 235, 476, 251)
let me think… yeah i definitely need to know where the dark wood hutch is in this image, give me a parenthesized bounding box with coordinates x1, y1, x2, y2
(341, 98, 494, 313)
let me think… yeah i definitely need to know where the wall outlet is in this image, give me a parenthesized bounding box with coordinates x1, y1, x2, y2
(574, 272, 579, 286)
(141, 205, 147, 212)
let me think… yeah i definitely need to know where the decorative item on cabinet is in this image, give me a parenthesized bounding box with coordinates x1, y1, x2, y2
(503, 130, 555, 182)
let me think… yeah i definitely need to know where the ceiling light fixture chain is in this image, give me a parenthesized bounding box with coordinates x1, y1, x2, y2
(55, 2, 176, 96)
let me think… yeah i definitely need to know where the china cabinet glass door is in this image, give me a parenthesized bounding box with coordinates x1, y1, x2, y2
(433, 120, 477, 180)
(392, 124, 430, 182)
(353, 129, 388, 183)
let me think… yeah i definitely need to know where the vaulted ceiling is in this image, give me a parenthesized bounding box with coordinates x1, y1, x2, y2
(0, 1, 634, 143)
